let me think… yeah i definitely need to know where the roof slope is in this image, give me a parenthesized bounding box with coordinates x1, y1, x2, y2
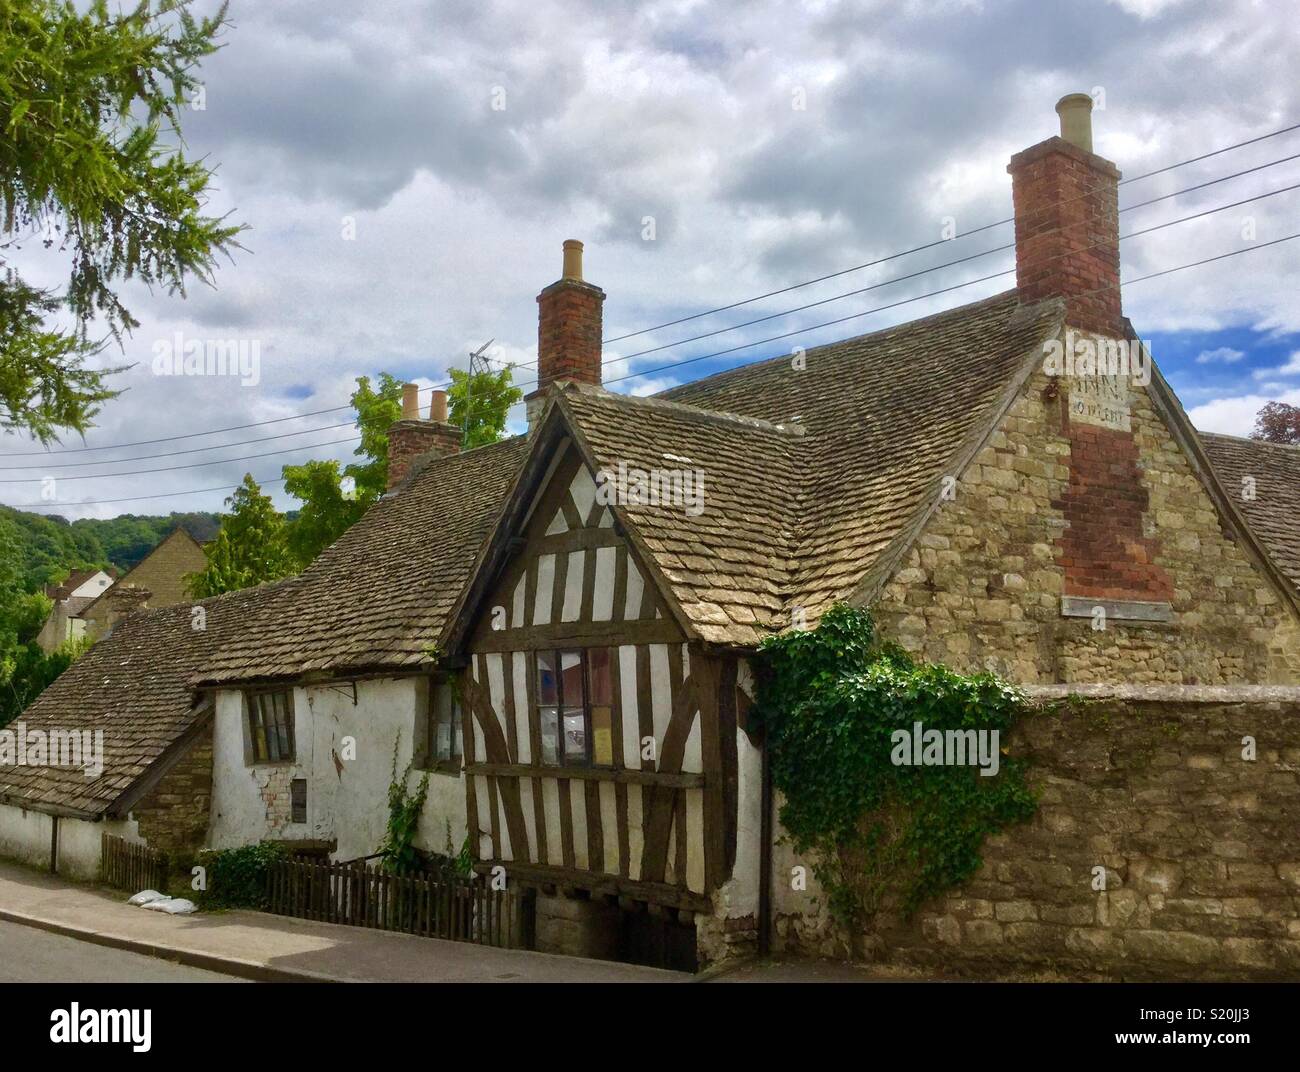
(659, 290, 1063, 620)
(556, 385, 805, 645)
(196, 435, 530, 685)
(1200, 432, 1300, 596)
(0, 584, 277, 816)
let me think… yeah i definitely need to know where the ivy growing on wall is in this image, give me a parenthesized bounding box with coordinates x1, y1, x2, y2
(753, 604, 1037, 931)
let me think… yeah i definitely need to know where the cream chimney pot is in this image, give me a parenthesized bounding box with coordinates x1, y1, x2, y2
(401, 382, 420, 420)
(562, 238, 584, 281)
(1056, 93, 1094, 153)
(428, 389, 448, 423)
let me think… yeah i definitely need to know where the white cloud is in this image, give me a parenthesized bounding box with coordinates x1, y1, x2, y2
(1194, 346, 1244, 364)
(1188, 388, 1300, 437)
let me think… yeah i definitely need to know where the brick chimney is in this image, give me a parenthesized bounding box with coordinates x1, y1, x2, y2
(525, 239, 605, 431)
(386, 384, 460, 490)
(1008, 94, 1123, 337)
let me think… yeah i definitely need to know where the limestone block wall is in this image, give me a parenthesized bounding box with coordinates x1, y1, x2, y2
(772, 695, 1300, 980)
(873, 366, 1300, 685)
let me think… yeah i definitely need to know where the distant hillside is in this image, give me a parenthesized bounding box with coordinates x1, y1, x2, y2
(0, 506, 220, 591)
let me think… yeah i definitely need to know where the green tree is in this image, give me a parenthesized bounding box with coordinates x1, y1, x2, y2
(281, 373, 403, 567)
(0, 0, 242, 442)
(448, 365, 523, 450)
(0, 514, 87, 726)
(185, 474, 294, 597)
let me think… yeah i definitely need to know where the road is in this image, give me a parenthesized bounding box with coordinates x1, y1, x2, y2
(0, 920, 244, 983)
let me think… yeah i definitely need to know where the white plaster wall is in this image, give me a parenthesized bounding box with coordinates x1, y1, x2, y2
(0, 803, 138, 881)
(712, 726, 763, 919)
(208, 677, 468, 863)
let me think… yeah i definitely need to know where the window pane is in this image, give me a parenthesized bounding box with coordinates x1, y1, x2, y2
(588, 647, 612, 705)
(435, 719, 452, 761)
(537, 652, 559, 705)
(452, 706, 463, 759)
(539, 707, 560, 765)
(252, 701, 268, 761)
(432, 684, 453, 762)
(563, 708, 586, 762)
(591, 705, 613, 766)
(560, 651, 584, 706)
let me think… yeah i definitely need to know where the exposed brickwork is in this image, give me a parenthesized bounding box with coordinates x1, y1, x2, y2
(1009, 137, 1122, 337)
(1053, 420, 1174, 601)
(386, 419, 461, 490)
(773, 700, 1300, 980)
(133, 721, 213, 856)
(873, 363, 1300, 684)
(536, 278, 605, 390)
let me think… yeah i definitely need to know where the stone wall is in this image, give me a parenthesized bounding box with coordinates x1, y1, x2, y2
(873, 363, 1300, 685)
(772, 696, 1300, 980)
(133, 722, 213, 857)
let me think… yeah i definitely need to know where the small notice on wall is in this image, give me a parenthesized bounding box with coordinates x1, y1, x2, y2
(1069, 373, 1131, 432)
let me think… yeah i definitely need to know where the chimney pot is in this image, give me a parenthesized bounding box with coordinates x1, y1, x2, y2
(401, 382, 420, 420)
(428, 389, 448, 423)
(562, 238, 584, 281)
(1056, 92, 1094, 153)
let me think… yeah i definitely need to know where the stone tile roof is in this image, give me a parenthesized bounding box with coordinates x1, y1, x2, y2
(194, 434, 531, 685)
(558, 385, 805, 646)
(0, 584, 278, 817)
(1200, 432, 1300, 596)
(200, 290, 1063, 676)
(660, 290, 1064, 622)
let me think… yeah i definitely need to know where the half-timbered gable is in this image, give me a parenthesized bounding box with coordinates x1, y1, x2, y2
(457, 442, 719, 908)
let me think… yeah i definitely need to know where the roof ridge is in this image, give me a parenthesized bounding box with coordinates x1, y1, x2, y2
(656, 288, 1022, 401)
(561, 381, 806, 437)
(1200, 430, 1300, 454)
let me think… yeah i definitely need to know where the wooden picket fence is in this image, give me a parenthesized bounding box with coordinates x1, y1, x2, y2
(265, 857, 533, 949)
(101, 833, 169, 893)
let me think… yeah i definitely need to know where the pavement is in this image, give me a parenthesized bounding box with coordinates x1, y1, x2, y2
(0, 859, 681, 983)
(0, 919, 245, 983)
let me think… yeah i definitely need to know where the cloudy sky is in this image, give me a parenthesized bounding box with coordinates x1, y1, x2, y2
(4, 0, 1298, 519)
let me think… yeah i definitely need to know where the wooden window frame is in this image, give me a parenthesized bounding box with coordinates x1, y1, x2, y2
(534, 648, 615, 770)
(245, 689, 296, 765)
(423, 678, 464, 774)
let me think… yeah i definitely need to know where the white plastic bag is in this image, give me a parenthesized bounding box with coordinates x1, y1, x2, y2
(127, 889, 166, 906)
(155, 898, 197, 915)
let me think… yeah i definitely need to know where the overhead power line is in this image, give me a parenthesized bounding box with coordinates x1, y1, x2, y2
(602, 120, 1300, 344)
(14, 231, 1299, 510)
(3, 123, 1296, 462)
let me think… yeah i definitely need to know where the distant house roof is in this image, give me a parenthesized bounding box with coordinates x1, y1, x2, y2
(42, 568, 111, 602)
(1199, 432, 1300, 597)
(0, 583, 283, 818)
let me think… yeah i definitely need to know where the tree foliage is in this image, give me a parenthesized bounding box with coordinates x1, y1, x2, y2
(281, 373, 402, 566)
(1251, 400, 1300, 445)
(0, 513, 89, 726)
(184, 474, 294, 598)
(0, 0, 241, 441)
(448, 365, 522, 450)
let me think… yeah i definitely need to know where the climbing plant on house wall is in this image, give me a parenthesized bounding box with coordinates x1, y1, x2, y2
(752, 604, 1037, 934)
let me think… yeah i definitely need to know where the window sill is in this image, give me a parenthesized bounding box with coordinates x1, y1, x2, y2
(417, 761, 464, 778)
